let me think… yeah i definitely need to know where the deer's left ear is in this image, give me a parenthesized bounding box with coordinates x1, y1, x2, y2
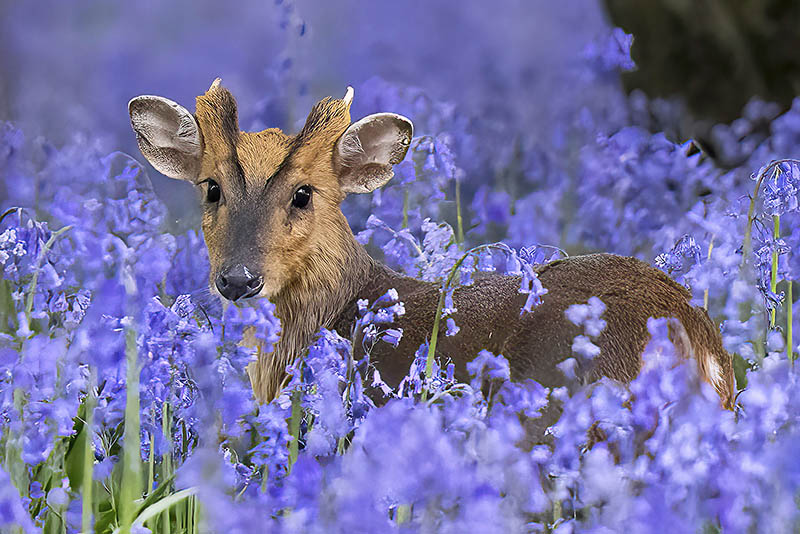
(129, 95, 203, 182)
(334, 113, 413, 194)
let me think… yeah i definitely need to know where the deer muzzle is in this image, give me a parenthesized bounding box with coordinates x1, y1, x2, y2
(215, 264, 264, 301)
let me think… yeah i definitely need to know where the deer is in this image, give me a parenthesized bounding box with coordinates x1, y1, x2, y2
(128, 79, 736, 419)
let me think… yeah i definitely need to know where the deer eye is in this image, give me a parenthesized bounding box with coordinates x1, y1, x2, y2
(206, 180, 221, 203)
(292, 185, 312, 209)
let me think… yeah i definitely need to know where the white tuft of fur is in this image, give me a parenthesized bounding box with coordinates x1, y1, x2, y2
(701, 351, 725, 390)
(343, 86, 354, 107)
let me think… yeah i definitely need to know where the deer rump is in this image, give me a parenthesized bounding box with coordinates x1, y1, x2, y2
(334, 253, 735, 412)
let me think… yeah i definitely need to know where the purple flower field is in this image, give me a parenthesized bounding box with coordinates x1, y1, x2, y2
(2, 2, 800, 533)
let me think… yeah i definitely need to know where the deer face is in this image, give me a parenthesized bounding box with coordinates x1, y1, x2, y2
(129, 80, 412, 301)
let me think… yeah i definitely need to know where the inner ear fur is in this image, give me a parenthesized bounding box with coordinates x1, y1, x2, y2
(334, 113, 413, 194)
(129, 95, 203, 182)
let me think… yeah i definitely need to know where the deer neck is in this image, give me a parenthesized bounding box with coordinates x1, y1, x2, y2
(249, 216, 377, 401)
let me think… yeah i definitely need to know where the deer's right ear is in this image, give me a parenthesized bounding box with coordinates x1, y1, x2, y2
(128, 96, 203, 182)
(334, 113, 413, 194)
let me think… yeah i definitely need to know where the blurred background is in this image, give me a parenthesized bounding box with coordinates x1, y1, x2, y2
(1, 0, 799, 238)
(0, 0, 609, 144)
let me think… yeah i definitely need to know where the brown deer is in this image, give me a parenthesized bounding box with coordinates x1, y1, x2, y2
(128, 79, 735, 412)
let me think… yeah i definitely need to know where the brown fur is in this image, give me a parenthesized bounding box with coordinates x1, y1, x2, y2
(138, 83, 736, 412)
(331, 254, 735, 412)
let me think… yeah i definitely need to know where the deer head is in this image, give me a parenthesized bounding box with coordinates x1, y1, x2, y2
(129, 79, 413, 302)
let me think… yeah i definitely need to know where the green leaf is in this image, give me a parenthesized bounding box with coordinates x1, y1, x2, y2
(64, 399, 88, 490)
(93, 503, 117, 534)
(733, 352, 750, 390)
(111, 487, 198, 534)
(0, 278, 16, 334)
(135, 473, 177, 516)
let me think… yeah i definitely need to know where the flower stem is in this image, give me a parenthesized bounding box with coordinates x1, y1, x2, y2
(789, 281, 794, 363)
(422, 243, 523, 400)
(553, 499, 563, 525)
(402, 189, 409, 229)
(455, 177, 464, 245)
(422, 251, 471, 402)
(120, 321, 142, 534)
(742, 173, 766, 270)
(395, 504, 412, 525)
(287, 390, 302, 473)
(704, 235, 715, 311)
(770, 215, 780, 328)
(741, 159, 799, 267)
(81, 369, 96, 533)
(161, 401, 173, 534)
(24, 225, 72, 323)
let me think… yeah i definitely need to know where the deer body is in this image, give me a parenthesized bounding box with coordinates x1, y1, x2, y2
(129, 80, 735, 410)
(253, 234, 734, 407)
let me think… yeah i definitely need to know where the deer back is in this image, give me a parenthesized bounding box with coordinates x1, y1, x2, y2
(336, 253, 735, 409)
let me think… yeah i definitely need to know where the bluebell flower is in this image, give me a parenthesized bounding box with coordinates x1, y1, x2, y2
(7, 6, 800, 529)
(582, 27, 636, 73)
(471, 186, 512, 234)
(0, 467, 36, 533)
(381, 328, 403, 347)
(655, 234, 702, 279)
(445, 317, 460, 337)
(571, 335, 601, 360)
(495, 379, 549, 419)
(475, 250, 495, 273)
(566, 297, 607, 338)
(467, 350, 511, 393)
(761, 162, 800, 216)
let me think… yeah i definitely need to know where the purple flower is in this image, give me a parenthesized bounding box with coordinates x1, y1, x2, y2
(565, 297, 607, 338)
(445, 317, 460, 337)
(761, 161, 800, 216)
(381, 328, 403, 347)
(467, 350, 511, 393)
(571, 335, 601, 360)
(583, 27, 637, 73)
(0, 467, 36, 533)
(655, 234, 702, 281)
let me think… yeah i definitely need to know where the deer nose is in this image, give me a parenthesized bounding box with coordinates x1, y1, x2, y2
(215, 264, 264, 301)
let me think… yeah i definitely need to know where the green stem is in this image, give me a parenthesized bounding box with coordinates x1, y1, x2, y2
(421, 287, 446, 403)
(120, 322, 141, 534)
(422, 243, 517, 401)
(287, 390, 302, 473)
(395, 504, 412, 525)
(703, 236, 715, 311)
(192, 495, 199, 534)
(738, 160, 799, 335)
(145, 430, 155, 533)
(789, 281, 794, 363)
(770, 215, 780, 328)
(402, 189, 409, 229)
(0, 207, 20, 227)
(24, 225, 72, 323)
(741, 173, 765, 270)
(455, 177, 464, 245)
(553, 499, 563, 526)
(147, 431, 155, 495)
(81, 369, 96, 534)
(161, 401, 173, 534)
(741, 159, 799, 268)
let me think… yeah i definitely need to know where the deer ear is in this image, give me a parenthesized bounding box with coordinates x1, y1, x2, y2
(128, 95, 203, 182)
(334, 113, 413, 194)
